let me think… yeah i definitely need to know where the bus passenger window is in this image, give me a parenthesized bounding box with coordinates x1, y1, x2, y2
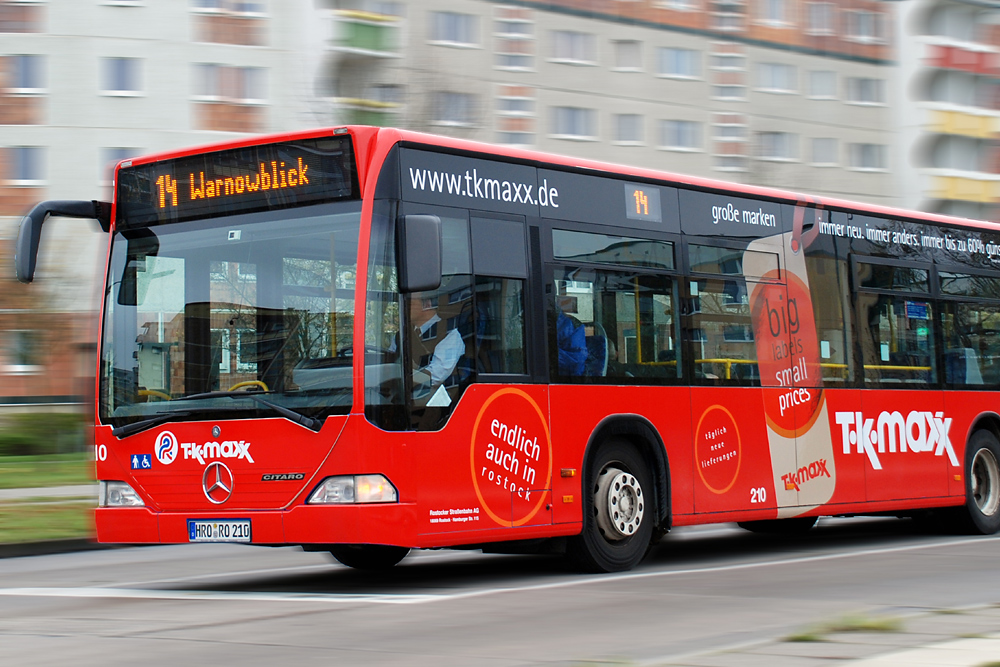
(684, 278, 759, 385)
(551, 269, 679, 382)
(475, 277, 525, 375)
(858, 294, 937, 385)
(940, 301, 1000, 386)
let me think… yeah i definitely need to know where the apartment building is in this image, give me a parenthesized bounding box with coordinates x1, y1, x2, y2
(896, 0, 1000, 221)
(0, 0, 911, 405)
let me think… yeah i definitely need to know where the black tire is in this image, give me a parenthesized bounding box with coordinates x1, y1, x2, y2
(962, 430, 1000, 535)
(567, 438, 654, 573)
(737, 516, 817, 535)
(329, 544, 410, 570)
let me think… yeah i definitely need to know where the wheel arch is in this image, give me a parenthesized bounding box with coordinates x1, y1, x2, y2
(968, 411, 1000, 457)
(581, 414, 671, 533)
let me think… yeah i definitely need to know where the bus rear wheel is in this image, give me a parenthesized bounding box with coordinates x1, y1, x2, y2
(568, 438, 653, 573)
(329, 544, 410, 570)
(963, 430, 1000, 535)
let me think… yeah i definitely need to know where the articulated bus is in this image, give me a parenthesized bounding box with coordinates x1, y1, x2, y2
(16, 126, 1000, 572)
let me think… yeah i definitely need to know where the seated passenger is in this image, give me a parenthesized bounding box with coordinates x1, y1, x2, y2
(557, 308, 587, 376)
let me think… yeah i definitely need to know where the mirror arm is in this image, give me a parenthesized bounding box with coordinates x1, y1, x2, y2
(15, 200, 111, 284)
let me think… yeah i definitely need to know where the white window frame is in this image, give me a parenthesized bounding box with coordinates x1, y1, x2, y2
(756, 0, 790, 28)
(757, 62, 797, 94)
(5, 146, 45, 185)
(550, 106, 597, 141)
(659, 119, 701, 152)
(432, 90, 477, 127)
(6, 54, 45, 94)
(190, 0, 267, 18)
(429, 11, 479, 48)
(711, 84, 746, 101)
(807, 70, 837, 99)
(550, 30, 597, 66)
(494, 12, 534, 71)
(613, 39, 642, 72)
(845, 77, 885, 106)
(757, 131, 798, 162)
(714, 155, 748, 172)
(100, 147, 136, 186)
(845, 10, 885, 45)
(848, 143, 887, 171)
(100, 57, 143, 97)
(806, 2, 835, 36)
(657, 47, 700, 80)
(4, 329, 43, 375)
(614, 113, 644, 145)
(657, 0, 698, 11)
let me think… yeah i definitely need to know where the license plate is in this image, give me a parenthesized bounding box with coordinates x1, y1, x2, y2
(187, 519, 251, 543)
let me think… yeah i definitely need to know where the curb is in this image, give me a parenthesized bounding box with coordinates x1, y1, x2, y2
(0, 538, 115, 559)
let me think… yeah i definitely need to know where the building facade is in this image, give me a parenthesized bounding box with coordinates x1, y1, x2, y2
(0, 0, 918, 406)
(895, 0, 1000, 221)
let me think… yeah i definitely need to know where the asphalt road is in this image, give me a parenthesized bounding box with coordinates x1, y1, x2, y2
(2, 517, 1000, 666)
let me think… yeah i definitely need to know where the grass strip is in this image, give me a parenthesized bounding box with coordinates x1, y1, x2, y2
(0, 501, 93, 543)
(0, 453, 93, 489)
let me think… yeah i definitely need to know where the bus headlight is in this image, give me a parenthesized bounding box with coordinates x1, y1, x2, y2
(308, 475, 398, 504)
(99, 481, 145, 507)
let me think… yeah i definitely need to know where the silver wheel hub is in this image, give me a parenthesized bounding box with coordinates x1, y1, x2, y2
(971, 448, 1000, 517)
(595, 466, 644, 541)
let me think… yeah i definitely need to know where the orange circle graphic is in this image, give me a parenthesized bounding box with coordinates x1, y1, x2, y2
(470, 388, 552, 527)
(694, 404, 742, 494)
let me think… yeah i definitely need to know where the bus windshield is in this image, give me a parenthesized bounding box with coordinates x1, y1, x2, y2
(100, 201, 361, 429)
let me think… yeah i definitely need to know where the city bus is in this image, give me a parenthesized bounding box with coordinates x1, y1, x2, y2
(15, 125, 1000, 572)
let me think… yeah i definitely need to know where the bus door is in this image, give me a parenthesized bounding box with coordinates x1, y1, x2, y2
(855, 257, 949, 502)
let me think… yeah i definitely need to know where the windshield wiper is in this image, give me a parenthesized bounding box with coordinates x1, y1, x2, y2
(176, 390, 323, 432)
(112, 410, 195, 439)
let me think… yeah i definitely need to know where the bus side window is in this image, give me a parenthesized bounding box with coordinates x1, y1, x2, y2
(804, 237, 855, 387)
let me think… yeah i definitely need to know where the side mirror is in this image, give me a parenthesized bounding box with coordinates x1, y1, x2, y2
(396, 214, 441, 294)
(15, 200, 111, 283)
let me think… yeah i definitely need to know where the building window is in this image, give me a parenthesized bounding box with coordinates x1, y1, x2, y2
(806, 2, 834, 35)
(194, 64, 267, 102)
(711, 0, 745, 32)
(811, 138, 837, 166)
(711, 51, 745, 70)
(657, 47, 700, 78)
(848, 143, 886, 170)
(101, 147, 135, 185)
(0, 2, 43, 33)
(758, 0, 788, 26)
(757, 131, 797, 160)
(757, 62, 796, 92)
(101, 57, 142, 95)
(430, 11, 478, 46)
(551, 106, 596, 139)
(191, 0, 266, 16)
(659, 0, 698, 10)
(660, 120, 701, 150)
(494, 9, 533, 70)
(613, 40, 641, 70)
(712, 84, 746, 100)
(6, 146, 45, 184)
(7, 54, 44, 92)
(615, 113, 643, 143)
(846, 10, 885, 44)
(808, 70, 837, 99)
(846, 77, 885, 105)
(551, 30, 596, 64)
(432, 91, 476, 126)
(5, 330, 42, 373)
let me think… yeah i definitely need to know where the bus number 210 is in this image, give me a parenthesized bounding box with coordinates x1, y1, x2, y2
(750, 487, 767, 504)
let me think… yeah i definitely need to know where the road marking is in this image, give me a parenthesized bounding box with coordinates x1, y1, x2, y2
(1, 534, 997, 606)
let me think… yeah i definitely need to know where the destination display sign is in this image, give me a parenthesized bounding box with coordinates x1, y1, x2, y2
(115, 136, 358, 228)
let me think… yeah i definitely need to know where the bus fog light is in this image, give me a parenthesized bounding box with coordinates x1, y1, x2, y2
(99, 481, 145, 507)
(308, 475, 397, 504)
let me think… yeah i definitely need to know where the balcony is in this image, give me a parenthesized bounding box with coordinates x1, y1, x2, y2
(334, 98, 400, 127)
(328, 10, 400, 58)
(924, 169, 1000, 204)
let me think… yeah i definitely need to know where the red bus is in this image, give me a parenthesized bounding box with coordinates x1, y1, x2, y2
(16, 126, 1000, 572)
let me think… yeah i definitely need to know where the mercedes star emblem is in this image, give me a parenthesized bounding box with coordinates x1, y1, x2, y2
(203, 461, 234, 504)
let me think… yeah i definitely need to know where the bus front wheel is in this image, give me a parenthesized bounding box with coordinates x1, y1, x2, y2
(963, 430, 1000, 535)
(569, 438, 653, 573)
(328, 544, 410, 570)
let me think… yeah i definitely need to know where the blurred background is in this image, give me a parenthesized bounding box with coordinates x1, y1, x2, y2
(0, 0, 996, 542)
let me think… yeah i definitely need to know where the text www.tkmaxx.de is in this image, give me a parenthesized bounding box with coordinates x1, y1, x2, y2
(408, 167, 560, 208)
